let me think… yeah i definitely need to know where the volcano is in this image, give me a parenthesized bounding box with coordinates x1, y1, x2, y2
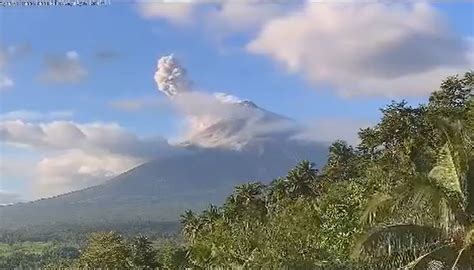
(0, 55, 328, 228)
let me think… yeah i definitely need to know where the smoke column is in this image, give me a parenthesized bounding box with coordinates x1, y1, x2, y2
(154, 54, 191, 98)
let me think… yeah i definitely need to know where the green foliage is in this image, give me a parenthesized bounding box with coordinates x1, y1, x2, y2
(182, 71, 473, 269)
(428, 71, 473, 120)
(180, 159, 362, 268)
(354, 97, 473, 267)
(0, 242, 79, 269)
(130, 234, 160, 268)
(157, 241, 189, 269)
(78, 231, 132, 268)
(322, 140, 361, 182)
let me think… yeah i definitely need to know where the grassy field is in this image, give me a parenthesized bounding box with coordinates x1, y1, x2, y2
(0, 241, 56, 256)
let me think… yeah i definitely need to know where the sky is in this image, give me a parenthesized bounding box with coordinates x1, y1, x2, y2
(0, 0, 473, 204)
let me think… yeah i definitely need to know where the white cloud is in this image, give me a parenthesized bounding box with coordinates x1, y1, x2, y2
(0, 119, 178, 197)
(292, 118, 372, 146)
(136, 0, 293, 33)
(172, 91, 263, 139)
(136, 1, 196, 24)
(66, 51, 79, 59)
(35, 150, 141, 197)
(0, 44, 31, 90)
(0, 74, 14, 90)
(136, 2, 471, 97)
(204, 1, 289, 33)
(247, 2, 472, 97)
(0, 120, 173, 157)
(40, 50, 88, 84)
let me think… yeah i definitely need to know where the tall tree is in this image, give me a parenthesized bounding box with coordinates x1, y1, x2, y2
(354, 120, 473, 269)
(130, 234, 159, 268)
(180, 210, 201, 244)
(78, 231, 131, 268)
(223, 182, 266, 221)
(428, 71, 473, 121)
(322, 140, 360, 182)
(157, 242, 189, 270)
(285, 160, 319, 199)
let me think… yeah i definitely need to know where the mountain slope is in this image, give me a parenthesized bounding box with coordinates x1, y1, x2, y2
(0, 55, 330, 228)
(0, 142, 327, 228)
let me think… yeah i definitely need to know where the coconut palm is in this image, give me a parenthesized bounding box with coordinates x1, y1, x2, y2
(129, 234, 159, 268)
(234, 182, 266, 206)
(285, 160, 319, 199)
(266, 177, 289, 212)
(200, 205, 221, 230)
(180, 210, 201, 244)
(353, 120, 473, 269)
(222, 182, 266, 222)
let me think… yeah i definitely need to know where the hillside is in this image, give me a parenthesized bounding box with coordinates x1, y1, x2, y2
(0, 141, 327, 228)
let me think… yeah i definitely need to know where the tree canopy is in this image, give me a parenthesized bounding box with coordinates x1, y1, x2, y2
(179, 72, 473, 269)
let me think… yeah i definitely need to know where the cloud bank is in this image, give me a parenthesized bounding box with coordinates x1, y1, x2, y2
(137, 0, 196, 25)
(138, 1, 472, 98)
(247, 2, 472, 97)
(136, 0, 294, 33)
(0, 119, 177, 197)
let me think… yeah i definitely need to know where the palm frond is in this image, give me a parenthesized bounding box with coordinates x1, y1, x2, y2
(401, 242, 454, 269)
(463, 224, 474, 249)
(409, 178, 458, 232)
(360, 192, 394, 225)
(428, 142, 471, 226)
(352, 224, 441, 260)
(431, 119, 471, 196)
(429, 143, 463, 195)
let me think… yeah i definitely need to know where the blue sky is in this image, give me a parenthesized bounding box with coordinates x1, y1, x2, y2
(0, 1, 472, 202)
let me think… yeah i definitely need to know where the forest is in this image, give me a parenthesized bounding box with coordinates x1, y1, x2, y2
(1, 72, 473, 269)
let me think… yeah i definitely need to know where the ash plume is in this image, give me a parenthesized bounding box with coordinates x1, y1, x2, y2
(153, 54, 305, 150)
(154, 54, 191, 98)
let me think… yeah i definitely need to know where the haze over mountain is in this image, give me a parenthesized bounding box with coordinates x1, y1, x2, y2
(0, 55, 328, 228)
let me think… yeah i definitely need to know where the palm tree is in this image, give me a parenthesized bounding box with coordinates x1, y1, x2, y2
(223, 182, 266, 221)
(200, 205, 221, 232)
(130, 234, 159, 268)
(180, 210, 201, 244)
(286, 160, 319, 198)
(266, 177, 289, 210)
(353, 120, 473, 269)
(234, 182, 265, 206)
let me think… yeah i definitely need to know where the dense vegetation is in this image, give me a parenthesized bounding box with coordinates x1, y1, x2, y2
(1, 72, 472, 269)
(178, 72, 473, 269)
(0, 222, 180, 269)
